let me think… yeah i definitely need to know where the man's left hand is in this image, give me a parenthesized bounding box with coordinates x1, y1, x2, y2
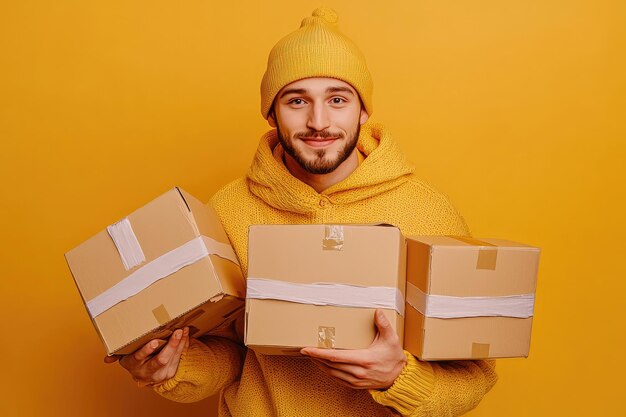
(301, 309, 407, 390)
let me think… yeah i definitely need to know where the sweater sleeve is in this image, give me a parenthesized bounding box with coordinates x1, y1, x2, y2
(373, 186, 497, 415)
(153, 336, 245, 403)
(370, 353, 498, 416)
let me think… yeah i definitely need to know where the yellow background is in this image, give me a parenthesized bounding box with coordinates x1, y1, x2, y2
(1, 1, 624, 416)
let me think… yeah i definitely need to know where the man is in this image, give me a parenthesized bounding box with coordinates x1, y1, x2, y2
(110, 8, 498, 416)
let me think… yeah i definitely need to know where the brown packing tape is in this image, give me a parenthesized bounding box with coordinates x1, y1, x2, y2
(476, 248, 498, 270)
(318, 326, 336, 348)
(152, 304, 171, 325)
(471, 342, 491, 358)
(450, 236, 498, 270)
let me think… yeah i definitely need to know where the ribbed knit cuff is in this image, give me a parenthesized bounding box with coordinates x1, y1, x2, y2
(369, 351, 435, 415)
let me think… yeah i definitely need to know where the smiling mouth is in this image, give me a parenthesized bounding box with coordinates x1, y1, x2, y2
(301, 137, 338, 148)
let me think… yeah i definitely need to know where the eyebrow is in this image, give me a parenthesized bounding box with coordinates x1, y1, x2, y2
(279, 88, 307, 99)
(326, 86, 355, 95)
(278, 86, 356, 99)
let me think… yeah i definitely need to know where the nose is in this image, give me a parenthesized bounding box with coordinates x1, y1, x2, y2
(306, 102, 330, 132)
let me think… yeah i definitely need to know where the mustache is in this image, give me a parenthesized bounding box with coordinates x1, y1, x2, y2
(293, 130, 344, 139)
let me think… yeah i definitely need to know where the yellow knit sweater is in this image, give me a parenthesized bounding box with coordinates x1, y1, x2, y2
(154, 121, 498, 416)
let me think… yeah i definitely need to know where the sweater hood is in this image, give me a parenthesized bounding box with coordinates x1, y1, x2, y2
(246, 121, 415, 214)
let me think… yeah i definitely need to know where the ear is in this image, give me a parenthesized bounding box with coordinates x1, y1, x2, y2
(268, 114, 277, 128)
(267, 107, 277, 128)
(359, 108, 369, 125)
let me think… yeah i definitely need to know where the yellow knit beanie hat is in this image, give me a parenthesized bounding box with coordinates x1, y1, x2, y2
(260, 7, 373, 119)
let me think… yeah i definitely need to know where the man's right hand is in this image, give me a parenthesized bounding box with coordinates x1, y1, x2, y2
(104, 327, 190, 387)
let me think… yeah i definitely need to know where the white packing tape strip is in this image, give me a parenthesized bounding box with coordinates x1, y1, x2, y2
(200, 236, 239, 266)
(246, 278, 405, 316)
(86, 235, 239, 318)
(107, 217, 146, 270)
(406, 282, 534, 319)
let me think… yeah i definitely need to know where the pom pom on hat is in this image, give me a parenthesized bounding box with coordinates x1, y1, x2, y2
(260, 7, 373, 119)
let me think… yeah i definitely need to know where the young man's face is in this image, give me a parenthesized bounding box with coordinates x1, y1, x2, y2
(269, 77, 369, 175)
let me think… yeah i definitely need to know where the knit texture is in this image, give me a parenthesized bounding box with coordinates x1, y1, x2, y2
(260, 7, 373, 119)
(154, 121, 498, 416)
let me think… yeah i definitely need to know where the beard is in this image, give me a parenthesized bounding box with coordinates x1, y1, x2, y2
(277, 124, 361, 175)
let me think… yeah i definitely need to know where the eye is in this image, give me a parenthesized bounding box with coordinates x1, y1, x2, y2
(289, 98, 306, 106)
(331, 97, 346, 104)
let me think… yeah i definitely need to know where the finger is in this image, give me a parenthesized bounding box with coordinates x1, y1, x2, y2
(301, 347, 367, 365)
(104, 355, 120, 364)
(179, 328, 190, 358)
(133, 339, 166, 362)
(310, 359, 364, 389)
(309, 357, 369, 379)
(163, 327, 189, 380)
(373, 309, 395, 341)
(148, 328, 189, 385)
(150, 329, 184, 370)
(183, 328, 190, 351)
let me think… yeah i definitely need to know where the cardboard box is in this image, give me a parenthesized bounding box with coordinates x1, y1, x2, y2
(65, 187, 245, 356)
(245, 224, 406, 355)
(404, 236, 540, 360)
